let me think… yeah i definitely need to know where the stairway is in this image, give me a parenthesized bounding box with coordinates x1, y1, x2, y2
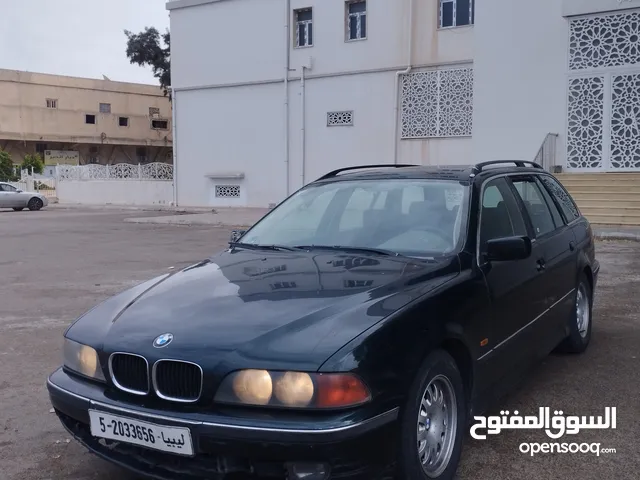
(555, 173, 640, 226)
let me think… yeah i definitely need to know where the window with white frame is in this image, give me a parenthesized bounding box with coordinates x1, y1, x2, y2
(346, 1, 367, 41)
(440, 0, 474, 28)
(46, 98, 58, 109)
(295, 8, 313, 47)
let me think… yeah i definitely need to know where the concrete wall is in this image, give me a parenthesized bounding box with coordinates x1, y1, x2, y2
(562, 0, 640, 16)
(471, 0, 568, 164)
(1, 140, 171, 166)
(169, 0, 474, 208)
(0, 69, 172, 146)
(57, 180, 173, 206)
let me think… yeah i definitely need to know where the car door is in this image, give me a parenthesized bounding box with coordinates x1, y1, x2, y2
(476, 177, 548, 385)
(509, 175, 578, 357)
(0, 183, 16, 207)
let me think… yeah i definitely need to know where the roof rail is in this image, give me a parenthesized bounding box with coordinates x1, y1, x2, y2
(316, 164, 419, 182)
(472, 160, 543, 173)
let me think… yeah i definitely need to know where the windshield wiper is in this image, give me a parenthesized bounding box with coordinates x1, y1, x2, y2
(229, 242, 298, 252)
(293, 245, 401, 257)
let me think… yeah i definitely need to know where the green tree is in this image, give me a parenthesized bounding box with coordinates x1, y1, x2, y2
(21, 154, 44, 175)
(0, 150, 17, 181)
(125, 27, 171, 96)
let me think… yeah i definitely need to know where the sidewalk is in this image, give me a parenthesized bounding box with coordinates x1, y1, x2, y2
(123, 207, 270, 228)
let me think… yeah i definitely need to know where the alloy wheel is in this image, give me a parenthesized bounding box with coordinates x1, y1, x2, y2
(417, 374, 457, 478)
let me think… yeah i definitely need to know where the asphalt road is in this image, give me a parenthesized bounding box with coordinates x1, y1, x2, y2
(0, 208, 638, 480)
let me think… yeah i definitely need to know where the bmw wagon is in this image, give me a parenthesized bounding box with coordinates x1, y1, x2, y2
(47, 161, 598, 480)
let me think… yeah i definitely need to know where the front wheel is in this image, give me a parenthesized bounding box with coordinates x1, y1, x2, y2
(397, 350, 466, 480)
(28, 197, 43, 211)
(557, 272, 592, 354)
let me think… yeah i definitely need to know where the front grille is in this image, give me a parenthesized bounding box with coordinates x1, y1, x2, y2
(110, 353, 149, 395)
(153, 360, 202, 402)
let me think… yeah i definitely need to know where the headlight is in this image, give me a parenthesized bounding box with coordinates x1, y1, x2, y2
(63, 338, 105, 381)
(215, 370, 370, 409)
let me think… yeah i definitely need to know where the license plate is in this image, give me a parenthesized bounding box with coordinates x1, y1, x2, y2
(89, 410, 194, 456)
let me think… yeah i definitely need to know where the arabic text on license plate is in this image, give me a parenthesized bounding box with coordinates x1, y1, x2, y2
(88, 410, 194, 456)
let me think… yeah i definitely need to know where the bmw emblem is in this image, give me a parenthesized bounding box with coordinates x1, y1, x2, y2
(153, 333, 173, 348)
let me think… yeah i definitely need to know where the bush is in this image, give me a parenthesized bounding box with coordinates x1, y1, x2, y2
(0, 150, 17, 181)
(21, 153, 44, 175)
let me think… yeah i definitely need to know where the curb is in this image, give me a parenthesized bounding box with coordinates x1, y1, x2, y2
(595, 232, 640, 242)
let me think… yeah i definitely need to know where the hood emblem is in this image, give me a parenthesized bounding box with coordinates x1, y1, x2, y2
(153, 333, 173, 348)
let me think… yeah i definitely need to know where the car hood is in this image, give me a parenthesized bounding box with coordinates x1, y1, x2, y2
(67, 249, 459, 371)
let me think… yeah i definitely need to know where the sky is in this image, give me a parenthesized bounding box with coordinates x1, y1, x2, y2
(0, 0, 170, 85)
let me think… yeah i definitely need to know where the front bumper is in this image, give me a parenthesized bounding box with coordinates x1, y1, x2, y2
(47, 368, 398, 479)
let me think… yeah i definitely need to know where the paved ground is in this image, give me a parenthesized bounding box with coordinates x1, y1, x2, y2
(0, 208, 638, 480)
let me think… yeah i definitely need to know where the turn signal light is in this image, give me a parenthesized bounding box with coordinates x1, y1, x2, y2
(316, 374, 371, 408)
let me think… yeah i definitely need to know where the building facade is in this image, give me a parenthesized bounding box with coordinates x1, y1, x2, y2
(169, 0, 640, 208)
(473, 0, 640, 173)
(0, 69, 173, 175)
(168, 0, 474, 207)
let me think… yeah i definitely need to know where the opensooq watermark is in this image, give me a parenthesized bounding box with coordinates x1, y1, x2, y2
(470, 407, 617, 456)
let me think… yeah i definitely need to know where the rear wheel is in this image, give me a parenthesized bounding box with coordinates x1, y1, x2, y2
(28, 197, 43, 211)
(398, 350, 466, 480)
(557, 272, 592, 353)
(12, 207, 24, 211)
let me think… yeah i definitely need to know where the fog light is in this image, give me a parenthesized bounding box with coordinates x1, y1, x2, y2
(285, 462, 330, 480)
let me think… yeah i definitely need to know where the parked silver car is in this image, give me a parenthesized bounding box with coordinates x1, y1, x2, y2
(0, 182, 48, 211)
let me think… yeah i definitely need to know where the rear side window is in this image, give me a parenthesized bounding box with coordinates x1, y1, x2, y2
(511, 179, 556, 237)
(539, 175, 581, 223)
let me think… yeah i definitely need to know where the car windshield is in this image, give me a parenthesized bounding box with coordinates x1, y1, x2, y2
(241, 179, 469, 257)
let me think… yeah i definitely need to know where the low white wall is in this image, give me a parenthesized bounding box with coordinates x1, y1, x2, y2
(57, 181, 173, 206)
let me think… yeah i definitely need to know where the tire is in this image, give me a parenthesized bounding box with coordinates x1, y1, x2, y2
(12, 207, 24, 211)
(397, 350, 466, 480)
(27, 197, 43, 211)
(557, 272, 592, 354)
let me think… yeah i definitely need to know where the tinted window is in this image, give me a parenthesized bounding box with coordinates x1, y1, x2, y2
(242, 179, 468, 256)
(535, 177, 564, 228)
(479, 178, 527, 253)
(0, 184, 16, 192)
(539, 175, 581, 223)
(512, 179, 556, 237)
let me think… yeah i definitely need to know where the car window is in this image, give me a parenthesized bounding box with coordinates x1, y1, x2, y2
(242, 179, 469, 256)
(538, 175, 581, 223)
(0, 184, 16, 192)
(479, 178, 527, 253)
(401, 185, 424, 214)
(511, 179, 556, 237)
(339, 188, 375, 231)
(535, 177, 564, 228)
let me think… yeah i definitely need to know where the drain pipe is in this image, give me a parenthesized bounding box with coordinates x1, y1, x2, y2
(284, 0, 291, 196)
(300, 60, 311, 187)
(393, 0, 415, 164)
(171, 86, 178, 206)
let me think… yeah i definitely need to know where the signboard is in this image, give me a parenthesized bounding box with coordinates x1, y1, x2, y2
(44, 150, 80, 166)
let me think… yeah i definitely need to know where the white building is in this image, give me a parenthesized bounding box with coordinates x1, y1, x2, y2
(168, 0, 640, 209)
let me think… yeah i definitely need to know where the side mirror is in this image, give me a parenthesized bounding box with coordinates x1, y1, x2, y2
(230, 230, 246, 243)
(486, 236, 532, 262)
(15, 189, 22, 193)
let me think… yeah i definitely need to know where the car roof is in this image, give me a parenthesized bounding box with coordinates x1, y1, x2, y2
(312, 162, 547, 185)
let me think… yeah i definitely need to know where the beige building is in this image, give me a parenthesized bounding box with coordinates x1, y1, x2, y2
(0, 69, 172, 173)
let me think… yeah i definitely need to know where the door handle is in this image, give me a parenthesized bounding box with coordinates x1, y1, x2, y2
(536, 258, 546, 272)
(569, 241, 576, 251)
